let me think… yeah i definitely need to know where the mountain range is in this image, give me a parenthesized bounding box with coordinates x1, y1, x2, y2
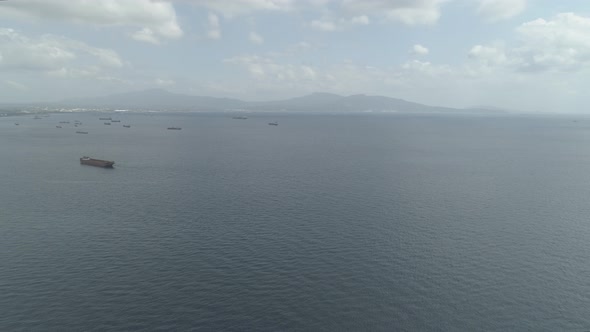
(54, 89, 501, 114)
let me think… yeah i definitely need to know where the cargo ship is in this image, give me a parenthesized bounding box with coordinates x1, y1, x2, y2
(268, 122, 278, 126)
(167, 127, 182, 130)
(80, 156, 114, 168)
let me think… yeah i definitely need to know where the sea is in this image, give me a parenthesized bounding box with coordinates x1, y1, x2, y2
(1, 111, 590, 331)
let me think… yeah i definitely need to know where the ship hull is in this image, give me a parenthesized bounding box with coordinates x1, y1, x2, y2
(80, 157, 114, 168)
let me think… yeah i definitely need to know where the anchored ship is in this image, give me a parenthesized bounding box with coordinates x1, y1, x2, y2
(80, 156, 114, 168)
(167, 127, 182, 130)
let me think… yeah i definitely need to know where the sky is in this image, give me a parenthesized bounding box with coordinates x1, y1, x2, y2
(0, 0, 589, 112)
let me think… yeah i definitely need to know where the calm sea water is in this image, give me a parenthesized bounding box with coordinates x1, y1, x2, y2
(1, 112, 590, 331)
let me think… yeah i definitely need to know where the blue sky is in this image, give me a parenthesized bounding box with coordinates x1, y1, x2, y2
(1, 0, 589, 112)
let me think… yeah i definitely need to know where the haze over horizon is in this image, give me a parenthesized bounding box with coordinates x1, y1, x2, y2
(0, 0, 589, 112)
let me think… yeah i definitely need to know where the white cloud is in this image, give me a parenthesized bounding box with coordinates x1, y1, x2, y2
(280, 41, 314, 56)
(455, 13, 590, 111)
(0, 28, 123, 77)
(3, 80, 28, 91)
(207, 30, 221, 40)
(468, 44, 510, 67)
(249, 32, 264, 44)
(73, 42, 123, 68)
(155, 78, 176, 86)
(515, 13, 590, 72)
(47, 66, 101, 79)
(191, 0, 536, 29)
(342, 0, 448, 25)
(386, 7, 441, 25)
(190, 0, 295, 17)
(292, 41, 312, 50)
(96, 76, 130, 84)
(477, 0, 526, 22)
(224, 55, 321, 82)
(402, 60, 451, 76)
(131, 28, 160, 45)
(411, 44, 429, 56)
(194, 0, 443, 26)
(207, 13, 221, 39)
(222, 55, 413, 101)
(223, 55, 268, 78)
(0, 0, 182, 43)
(310, 19, 338, 31)
(301, 66, 317, 80)
(351, 15, 370, 25)
(0, 29, 75, 71)
(309, 15, 372, 32)
(469, 13, 590, 73)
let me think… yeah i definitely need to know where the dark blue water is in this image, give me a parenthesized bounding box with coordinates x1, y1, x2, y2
(1, 112, 590, 331)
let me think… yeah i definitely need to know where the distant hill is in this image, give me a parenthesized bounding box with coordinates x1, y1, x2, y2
(249, 92, 460, 113)
(55, 89, 504, 113)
